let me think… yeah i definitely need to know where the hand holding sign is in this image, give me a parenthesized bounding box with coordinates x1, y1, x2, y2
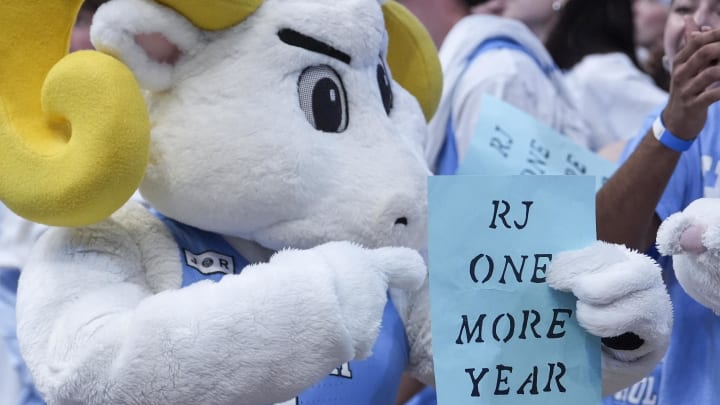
(429, 176, 673, 404)
(547, 242, 673, 395)
(429, 175, 601, 404)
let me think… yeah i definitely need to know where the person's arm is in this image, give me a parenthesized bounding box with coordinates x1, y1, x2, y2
(396, 374, 426, 404)
(596, 132, 681, 250)
(598, 20, 720, 250)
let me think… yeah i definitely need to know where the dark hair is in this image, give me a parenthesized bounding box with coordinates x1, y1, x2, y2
(462, 0, 491, 5)
(545, 0, 639, 70)
(81, 0, 110, 12)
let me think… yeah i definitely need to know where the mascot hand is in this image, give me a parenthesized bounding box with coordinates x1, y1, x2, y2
(657, 197, 720, 314)
(310, 242, 426, 359)
(546, 242, 672, 395)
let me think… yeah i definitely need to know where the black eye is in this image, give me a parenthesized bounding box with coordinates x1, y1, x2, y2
(298, 65, 348, 133)
(377, 59, 393, 115)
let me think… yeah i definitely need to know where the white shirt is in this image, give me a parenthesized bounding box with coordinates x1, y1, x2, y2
(565, 52, 668, 151)
(426, 15, 593, 171)
(0, 205, 46, 270)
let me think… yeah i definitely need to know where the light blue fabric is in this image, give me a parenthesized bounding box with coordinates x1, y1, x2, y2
(0, 269, 45, 405)
(602, 103, 720, 404)
(423, 36, 561, 405)
(155, 214, 410, 404)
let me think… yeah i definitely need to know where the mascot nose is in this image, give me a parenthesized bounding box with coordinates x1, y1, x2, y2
(394, 217, 409, 226)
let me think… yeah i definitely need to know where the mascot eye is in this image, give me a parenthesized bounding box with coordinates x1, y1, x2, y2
(377, 59, 393, 115)
(298, 65, 349, 133)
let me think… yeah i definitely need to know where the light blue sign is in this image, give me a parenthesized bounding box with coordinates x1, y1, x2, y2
(457, 95, 617, 190)
(428, 175, 601, 405)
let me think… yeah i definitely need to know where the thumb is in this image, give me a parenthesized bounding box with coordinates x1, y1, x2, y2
(371, 247, 427, 291)
(680, 225, 708, 254)
(685, 15, 700, 39)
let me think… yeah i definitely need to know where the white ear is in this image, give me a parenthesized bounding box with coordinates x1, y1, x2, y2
(90, 0, 203, 91)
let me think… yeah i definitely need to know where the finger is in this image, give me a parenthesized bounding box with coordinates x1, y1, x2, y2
(657, 211, 696, 255)
(575, 288, 672, 343)
(569, 256, 663, 306)
(679, 225, 708, 253)
(674, 23, 720, 66)
(686, 15, 700, 37)
(673, 16, 701, 65)
(687, 72, 720, 101)
(546, 241, 628, 293)
(678, 43, 720, 87)
(696, 85, 720, 106)
(373, 247, 427, 291)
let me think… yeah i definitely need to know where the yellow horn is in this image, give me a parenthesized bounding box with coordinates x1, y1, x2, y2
(0, 0, 150, 227)
(383, 0, 443, 122)
(156, 0, 264, 30)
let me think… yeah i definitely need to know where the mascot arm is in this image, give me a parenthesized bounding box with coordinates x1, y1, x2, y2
(546, 242, 672, 396)
(17, 212, 425, 404)
(657, 197, 720, 314)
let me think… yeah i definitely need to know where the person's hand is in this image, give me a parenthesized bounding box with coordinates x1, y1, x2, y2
(664, 17, 720, 140)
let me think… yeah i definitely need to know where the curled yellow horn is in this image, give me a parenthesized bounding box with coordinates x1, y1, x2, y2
(383, 1, 443, 121)
(156, 0, 264, 30)
(0, 0, 150, 227)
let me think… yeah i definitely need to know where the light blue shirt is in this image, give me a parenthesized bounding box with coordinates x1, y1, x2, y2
(603, 103, 720, 404)
(156, 214, 410, 404)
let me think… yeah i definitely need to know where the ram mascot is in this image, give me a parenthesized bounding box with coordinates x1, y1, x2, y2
(0, 0, 674, 403)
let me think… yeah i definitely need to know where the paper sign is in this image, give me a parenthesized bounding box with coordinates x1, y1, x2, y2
(428, 175, 601, 405)
(457, 95, 617, 190)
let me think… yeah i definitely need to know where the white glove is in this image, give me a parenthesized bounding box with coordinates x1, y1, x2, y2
(296, 241, 427, 359)
(657, 197, 720, 314)
(546, 241, 672, 395)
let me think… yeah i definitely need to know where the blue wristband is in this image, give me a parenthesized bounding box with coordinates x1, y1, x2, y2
(652, 115, 695, 152)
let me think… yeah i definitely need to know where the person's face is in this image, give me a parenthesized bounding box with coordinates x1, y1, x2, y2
(664, 0, 720, 61)
(502, 0, 557, 28)
(472, 0, 506, 15)
(70, 9, 95, 52)
(634, 0, 670, 48)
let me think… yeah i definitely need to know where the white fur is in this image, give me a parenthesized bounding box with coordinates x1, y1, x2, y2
(547, 241, 672, 395)
(657, 197, 720, 314)
(16, 0, 669, 402)
(91, 0, 204, 91)
(19, 0, 434, 403)
(17, 203, 426, 404)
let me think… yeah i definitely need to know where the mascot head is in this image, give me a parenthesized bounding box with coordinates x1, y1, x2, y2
(0, 0, 442, 250)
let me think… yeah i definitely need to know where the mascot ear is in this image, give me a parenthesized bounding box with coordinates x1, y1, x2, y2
(91, 0, 265, 91)
(90, 0, 204, 92)
(383, 0, 443, 122)
(0, 0, 150, 226)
